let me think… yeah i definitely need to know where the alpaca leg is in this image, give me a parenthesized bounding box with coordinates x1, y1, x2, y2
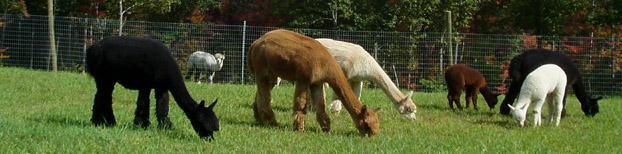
(552, 91, 564, 126)
(134, 89, 152, 129)
(532, 99, 545, 127)
(311, 84, 330, 132)
(91, 80, 116, 126)
(155, 88, 173, 129)
(447, 91, 456, 110)
(464, 87, 473, 109)
(351, 81, 363, 100)
(455, 89, 464, 110)
(471, 88, 480, 110)
(197, 71, 203, 84)
(304, 91, 315, 111)
(208, 71, 216, 84)
(447, 89, 462, 110)
(185, 64, 194, 81)
(253, 76, 278, 126)
(546, 95, 556, 125)
(500, 80, 523, 115)
(293, 82, 310, 132)
(560, 89, 568, 118)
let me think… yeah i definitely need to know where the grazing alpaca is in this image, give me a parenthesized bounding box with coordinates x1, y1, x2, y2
(185, 51, 225, 84)
(87, 36, 219, 139)
(500, 49, 602, 117)
(312, 38, 416, 120)
(247, 29, 381, 136)
(444, 64, 499, 110)
(508, 64, 567, 127)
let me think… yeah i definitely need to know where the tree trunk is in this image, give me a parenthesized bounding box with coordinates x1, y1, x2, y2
(48, 0, 57, 71)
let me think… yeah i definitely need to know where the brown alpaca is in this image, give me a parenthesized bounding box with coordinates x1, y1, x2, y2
(444, 64, 499, 110)
(247, 29, 381, 136)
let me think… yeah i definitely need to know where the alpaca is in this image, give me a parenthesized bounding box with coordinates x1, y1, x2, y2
(247, 29, 381, 136)
(185, 51, 225, 84)
(500, 49, 602, 117)
(87, 36, 219, 139)
(508, 64, 567, 127)
(444, 64, 499, 110)
(311, 38, 417, 120)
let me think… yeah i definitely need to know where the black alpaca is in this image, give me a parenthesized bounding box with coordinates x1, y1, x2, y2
(500, 49, 602, 117)
(87, 36, 219, 139)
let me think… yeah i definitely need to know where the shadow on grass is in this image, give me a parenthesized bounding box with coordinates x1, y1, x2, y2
(34, 116, 90, 127)
(241, 103, 292, 112)
(219, 115, 367, 137)
(417, 103, 450, 111)
(472, 118, 515, 129)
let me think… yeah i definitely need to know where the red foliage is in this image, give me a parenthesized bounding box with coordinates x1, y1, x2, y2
(494, 60, 511, 94)
(495, 83, 508, 94)
(521, 35, 538, 48)
(218, 0, 278, 26)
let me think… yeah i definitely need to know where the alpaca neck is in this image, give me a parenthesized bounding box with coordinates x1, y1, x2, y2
(570, 78, 591, 104)
(329, 74, 365, 116)
(371, 67, 404, 105)
(479, 85, 495, 100)
(168, 75, 198, 113)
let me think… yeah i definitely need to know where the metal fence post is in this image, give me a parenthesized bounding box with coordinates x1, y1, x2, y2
(241, 21, 247, 84)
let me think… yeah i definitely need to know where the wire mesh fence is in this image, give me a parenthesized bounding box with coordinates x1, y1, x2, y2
(1, 14, 620, 96)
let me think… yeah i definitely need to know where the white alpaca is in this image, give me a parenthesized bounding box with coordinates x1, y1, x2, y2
(313, 38, 417, 120)
(185, 51, 225, 84)
(508, 64, 567, 127)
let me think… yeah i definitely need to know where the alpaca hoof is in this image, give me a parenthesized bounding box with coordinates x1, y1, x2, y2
(321, 127, 330, 132)
(270, 122, 279, 127)
(158, 118, 174, 129)
(329, 101, 343, 113)
(91, 117, 116, 127)
(134, 118, 151, 129)
(294, 126, 305, 132)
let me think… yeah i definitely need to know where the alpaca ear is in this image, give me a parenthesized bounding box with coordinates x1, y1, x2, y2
(401, 91, 414, 103)
(199, 100, 206, 108)
(373, 107, 382, 113)
(519, 104, 528, 110)
(507, 104, 515, 111)
(208, 99, 218, 110)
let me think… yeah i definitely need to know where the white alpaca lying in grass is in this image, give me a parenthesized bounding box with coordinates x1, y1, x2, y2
(313, 38, 417, 120)
(508, 64, 567, 127)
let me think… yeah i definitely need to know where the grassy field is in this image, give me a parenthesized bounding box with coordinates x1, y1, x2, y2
(0, 67, 620, 153)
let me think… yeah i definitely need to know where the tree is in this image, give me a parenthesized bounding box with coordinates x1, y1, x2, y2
(1, 0, 30, 17)
(48, 0, 57, 71)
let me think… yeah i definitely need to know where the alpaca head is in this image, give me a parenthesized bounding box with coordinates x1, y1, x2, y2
(396, 91, 417, 120)
(581, 96, 602, 117)
(213, 53, 225, 71)
(507, 104, 527, 127)
(485, 93, 501, 109)
(355, 105, 381, 136)
(190, 99, 220, 140)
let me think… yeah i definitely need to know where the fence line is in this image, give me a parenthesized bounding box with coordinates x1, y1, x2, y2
(1, 14, 620, 96)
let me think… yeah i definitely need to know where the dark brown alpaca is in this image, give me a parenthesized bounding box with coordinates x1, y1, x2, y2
(444, 64, 499, 110)
(247, 29, 381, 136)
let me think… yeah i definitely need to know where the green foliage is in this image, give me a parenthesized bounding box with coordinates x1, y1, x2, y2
(1, 67, 622, 153)
(13, 0, 622, 34)
(419, 77, 446, 92)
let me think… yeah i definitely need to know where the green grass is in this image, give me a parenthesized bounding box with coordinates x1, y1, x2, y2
(1, 67, 621, 153)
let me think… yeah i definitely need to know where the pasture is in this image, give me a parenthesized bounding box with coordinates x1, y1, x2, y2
(0, 67, 620, 153)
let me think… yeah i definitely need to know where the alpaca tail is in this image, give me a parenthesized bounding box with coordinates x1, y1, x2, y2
(246, 43, 257, 76)
(85, 45, 97, 76)
(85, 44, 104, 77)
